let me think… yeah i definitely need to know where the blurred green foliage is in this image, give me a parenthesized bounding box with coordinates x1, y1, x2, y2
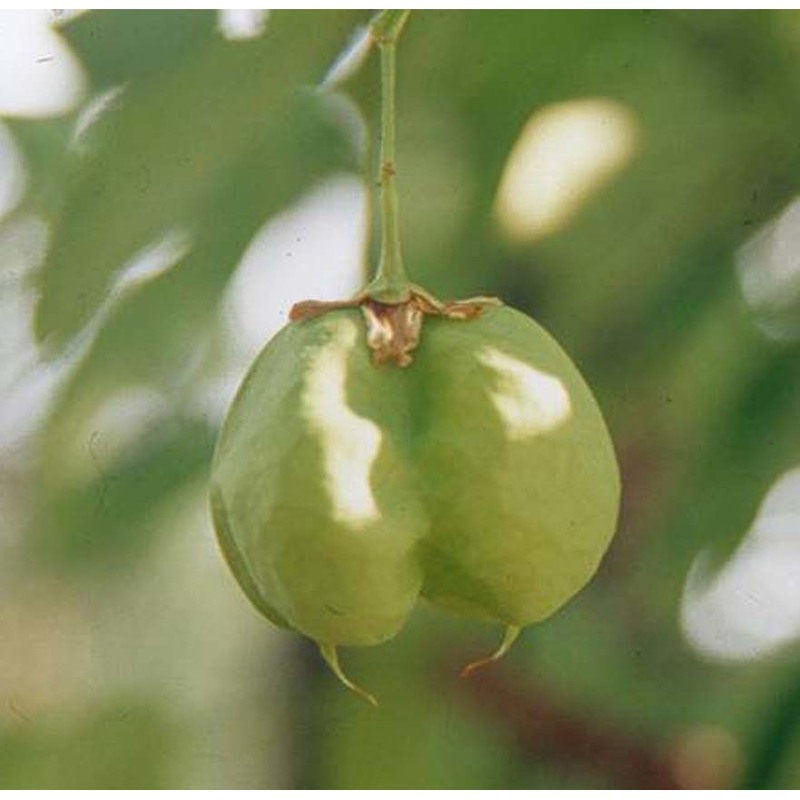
(2, 9, 800, 790)
(0, 700, 175, 789)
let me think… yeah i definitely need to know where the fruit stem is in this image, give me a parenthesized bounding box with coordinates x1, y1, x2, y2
(366, 10, 412, 303)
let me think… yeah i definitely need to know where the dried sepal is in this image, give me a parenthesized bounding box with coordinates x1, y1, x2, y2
(290, 287, 501, 367)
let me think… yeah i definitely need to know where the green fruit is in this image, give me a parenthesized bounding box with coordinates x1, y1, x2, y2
(210, 298, 620, 703)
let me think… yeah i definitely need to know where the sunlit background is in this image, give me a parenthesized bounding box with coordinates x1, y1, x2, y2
(1, 9, 799, 789)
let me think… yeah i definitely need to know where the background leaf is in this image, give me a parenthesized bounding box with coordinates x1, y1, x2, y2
(34, 10, 362, 349)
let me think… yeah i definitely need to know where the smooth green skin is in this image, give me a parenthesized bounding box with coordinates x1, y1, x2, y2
(210, 304, 620, 647)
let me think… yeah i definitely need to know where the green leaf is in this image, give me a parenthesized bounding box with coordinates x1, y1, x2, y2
(1, 117, 73, 221)
(60, 10, 219, 89)
(34, 417, 214, 572)
(34, 10, 362, 350)
(634, 347, 800, 614)
(0, 699, 175, 789)
(37, 89, 354, 494)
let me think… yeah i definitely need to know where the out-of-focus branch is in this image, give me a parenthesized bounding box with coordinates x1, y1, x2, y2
(450, 662, 731, 789)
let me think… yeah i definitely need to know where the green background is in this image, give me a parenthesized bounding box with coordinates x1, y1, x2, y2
(1, 9, 799, 789)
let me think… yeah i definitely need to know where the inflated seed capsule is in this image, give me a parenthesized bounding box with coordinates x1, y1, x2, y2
(210, 290, 620, 704)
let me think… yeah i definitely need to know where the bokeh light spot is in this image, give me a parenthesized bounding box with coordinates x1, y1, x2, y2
(495, 97, 640, 243)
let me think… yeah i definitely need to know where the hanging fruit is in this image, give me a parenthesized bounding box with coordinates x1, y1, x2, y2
(210, 10, 620, 705)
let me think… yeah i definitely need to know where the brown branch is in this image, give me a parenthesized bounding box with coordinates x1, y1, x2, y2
(450, 663, 681, 789)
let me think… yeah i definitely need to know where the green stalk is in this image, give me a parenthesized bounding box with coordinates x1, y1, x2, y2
(366, 10, 412, 302)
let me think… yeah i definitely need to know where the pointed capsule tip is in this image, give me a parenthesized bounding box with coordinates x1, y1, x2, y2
(460, 655, 495, 679)
(460, 625, 522, 679)
(319, 643, 379, 707)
